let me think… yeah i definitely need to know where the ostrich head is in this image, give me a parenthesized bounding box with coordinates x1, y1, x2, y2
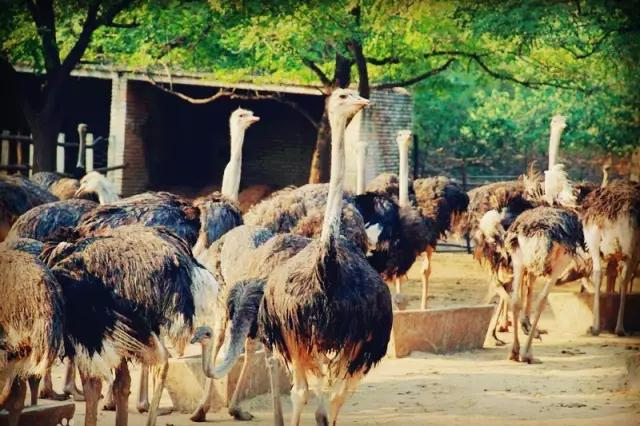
(550, 115, 567, 132)
(75, 171, 119, 204)
(77, 123, 88, 135)
(396, 129, 412, 151)
(230, 108, 260, 133)
(190, 325, 213, 345)
(327, 88, 370, 121)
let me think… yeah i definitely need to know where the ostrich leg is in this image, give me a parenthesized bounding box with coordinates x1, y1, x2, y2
(290, 361, 309, 426)
(27, 376, 39, 405)
(227, 339, 256, 420)
(80, 373, 102, 426)
(63, 358, 84, 401)
(420, 246, 434, 310)
(146, 338, 169, 426)
(137, 365, 149, 413)
(190, 324, 225, 422)
(615, 253, 639, 336)
(113, 359, 132, 426)
(39, 366, 69, 400)
(585, 228, 602, 336)
(521, 273, 544, 338)
(328, 373, 362, 426)
(264, 347, 284, 426)
(3, 378, 27, 426)
(520, 252, 572, 363)
(509, 257, 524, 361)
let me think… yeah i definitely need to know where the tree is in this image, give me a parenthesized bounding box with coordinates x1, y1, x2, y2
(0, 1, 137, 172)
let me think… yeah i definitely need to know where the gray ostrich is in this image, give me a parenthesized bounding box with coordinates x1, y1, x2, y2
(0, 247, 64, 426)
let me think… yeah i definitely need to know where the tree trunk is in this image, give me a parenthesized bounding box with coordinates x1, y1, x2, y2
(308, 107, 332, 183)
(25, 106, 63, 173)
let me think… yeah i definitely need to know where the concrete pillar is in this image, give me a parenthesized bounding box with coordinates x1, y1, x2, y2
(56, 133, 65, 173)
(108, 73, 127, 194)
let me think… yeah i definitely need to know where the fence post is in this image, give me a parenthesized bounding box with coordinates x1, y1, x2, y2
(28, 135, 33, 177)
(56, 133, 65, 174)
(86, 133, 94, 172)
(76, 123, 87, 171)
(1, 130, 9, 175)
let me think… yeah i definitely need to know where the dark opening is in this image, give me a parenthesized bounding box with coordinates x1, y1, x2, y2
(132, 81, 324, 195)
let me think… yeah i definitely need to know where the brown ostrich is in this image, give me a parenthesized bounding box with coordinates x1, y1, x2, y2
(246, 89, 391, 425)
(43, 225, 219, 426)
(0, 247, 64, 426)
(582, 180, 640, 335)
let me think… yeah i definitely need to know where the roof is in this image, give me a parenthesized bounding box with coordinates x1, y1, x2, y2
(15, 64, 411, 97)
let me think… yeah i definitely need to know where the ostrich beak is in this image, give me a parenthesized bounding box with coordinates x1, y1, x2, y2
(248, 116, 260, 123)
(74, 188, 86, 198)
(352, 98, 371, 108)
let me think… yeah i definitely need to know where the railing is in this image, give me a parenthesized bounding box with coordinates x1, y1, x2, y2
(0, 124, 125, 177)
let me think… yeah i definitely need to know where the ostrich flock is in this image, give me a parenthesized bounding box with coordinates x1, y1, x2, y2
(0, 89, 638, 426)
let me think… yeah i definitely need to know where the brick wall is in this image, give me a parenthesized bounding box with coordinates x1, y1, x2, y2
(121, 81, 151, 196)
(345, 88, 413, 191)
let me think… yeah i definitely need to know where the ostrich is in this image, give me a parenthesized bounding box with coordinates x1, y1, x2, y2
(0, 174, 58, 241)
(6, 199, 97, 243)
(220, 108, 260, 202)
(582, 181, 640, 336)
(505, 202, 585, 363)
(189, 225, 310, 422)
(0, 247, 64, 426)
(361, 130, 469, 309)
(74, 171, 120, 204)
(254, 89, 392, 425)
(43, 225, 219, 426)
(31, 171, 83, 201)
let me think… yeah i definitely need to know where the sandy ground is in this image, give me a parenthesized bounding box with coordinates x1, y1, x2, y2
(42, 252, 640, 425)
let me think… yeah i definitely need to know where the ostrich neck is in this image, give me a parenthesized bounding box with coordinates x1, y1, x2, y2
(398, 142, 410, 207)
(97, 185, 119, 205)
(221, 127, 245, 200)
(548, 127, 563, 169)
(356, 143, 367, 195)
(200, 340, 215, 377)
(320, 114, 347, 245)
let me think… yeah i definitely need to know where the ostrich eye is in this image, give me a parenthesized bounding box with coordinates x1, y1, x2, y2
(339, 94, 347, 99)
(205, 332, 211, 337)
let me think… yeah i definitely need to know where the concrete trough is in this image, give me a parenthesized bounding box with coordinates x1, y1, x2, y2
(388, 305, 495, 358)
(0, 401, 75, 426)
(547, 293, 640, 334)
(165, 344, 290, 413)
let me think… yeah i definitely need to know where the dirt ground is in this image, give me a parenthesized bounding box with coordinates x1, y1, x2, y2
(46, 252, 640, 425)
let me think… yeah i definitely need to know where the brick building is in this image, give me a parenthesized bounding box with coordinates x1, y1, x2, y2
(3, 66, 413, 197)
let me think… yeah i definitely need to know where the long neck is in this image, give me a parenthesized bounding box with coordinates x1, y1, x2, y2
(398, 141, 410, 207)
(355, 142, 367, 195)
(97, 184, 119, 205)
(200, 340, 215, 377)
(221, 127, 245, 199)
(548, 126, 563, 169)
(320, 114, 347, 245)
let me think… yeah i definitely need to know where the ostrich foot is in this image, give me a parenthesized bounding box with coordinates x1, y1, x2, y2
(615, 327, 628, 337)
(157, 406, 173, 416)
(63, 385, 84, 402)
(190, 406, 208, 422)
(137, 401, 149, 413)
(508, 345, 520, 362)
(393, 293, 410, 311)
(520, 352, 542, 364)
(229, 407, 254, 421)
(497, 325, 510, 332)
(102, 400, 116, 411)
(588, 326, 600, 336)
(39, 388, 69, 401)
(492, 329, 506, 346)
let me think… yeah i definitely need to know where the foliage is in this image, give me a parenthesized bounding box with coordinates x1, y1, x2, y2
(1, 0, 638, 176)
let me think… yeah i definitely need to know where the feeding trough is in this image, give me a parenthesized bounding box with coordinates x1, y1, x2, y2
(0, 400, 74, 426)
(388, 304, 495, 358)
(165, 345, 290, 413)
(547, 292, 640, 334)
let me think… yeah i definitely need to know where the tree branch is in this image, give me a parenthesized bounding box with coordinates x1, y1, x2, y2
(105, 18, 139, 28)
(25, 0, 61, 73)
(302, 58, 332, 87)
(373, 58, 455, 89)
(145, 71, 319, 128)
(348, 39, 369, 97)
